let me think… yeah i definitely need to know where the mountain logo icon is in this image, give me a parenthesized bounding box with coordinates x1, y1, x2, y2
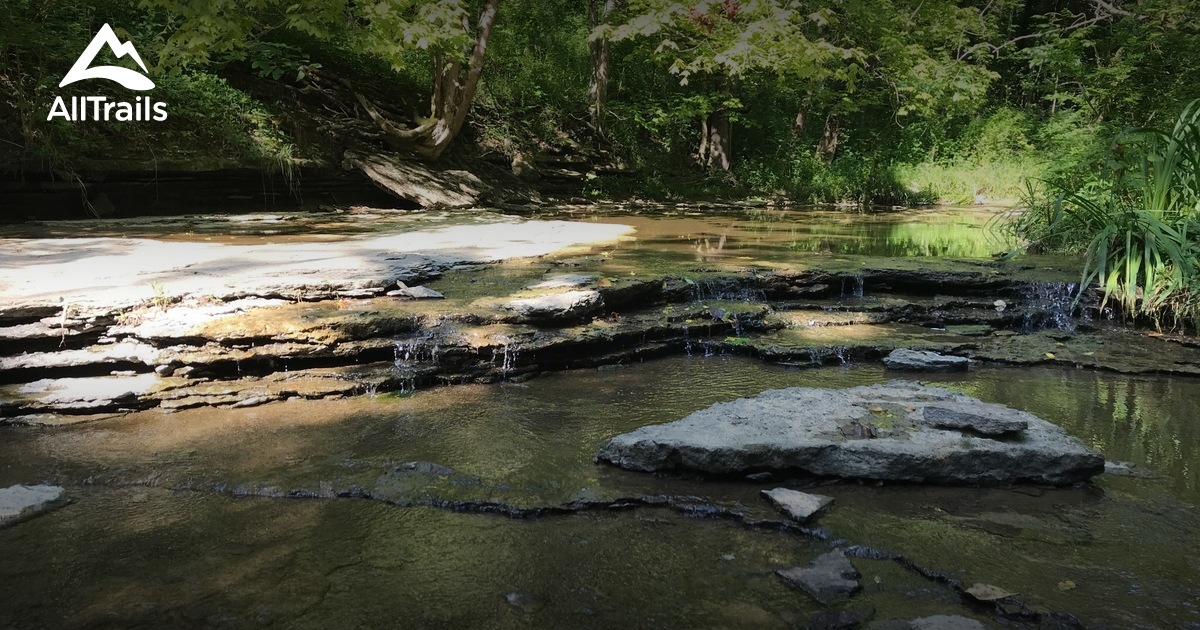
(59, 23, 155, 91)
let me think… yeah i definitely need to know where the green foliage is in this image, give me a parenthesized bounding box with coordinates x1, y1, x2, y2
(153, 72, 299, 162)
(469, 0, 589, 156)
(1010, 101, 1200, 328)
(600, 1, 855, 85)
(5, 0, 1200, 210)
(247, 42, 317, 82)
(0, 0, 310, 169)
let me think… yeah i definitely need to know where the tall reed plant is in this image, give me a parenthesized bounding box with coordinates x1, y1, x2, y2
(1008, 101, 1200, 328)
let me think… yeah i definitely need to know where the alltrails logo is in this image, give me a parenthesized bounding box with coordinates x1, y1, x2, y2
(47, 24, 168, 122)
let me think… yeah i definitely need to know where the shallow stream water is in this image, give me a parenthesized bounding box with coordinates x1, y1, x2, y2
(1, 205, 1197, 628)
(2, 359, 1198, 628)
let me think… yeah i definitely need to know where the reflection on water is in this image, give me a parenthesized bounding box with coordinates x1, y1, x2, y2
(553, 205, 1019, 263)
(0, 204, 1024, 263)
(1, 357, 1198, 627)
(0, 203, 1188, 627)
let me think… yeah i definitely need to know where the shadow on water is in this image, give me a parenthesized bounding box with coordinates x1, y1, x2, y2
(0, 204, 1192, 627)
(1, 357, 1198, 627)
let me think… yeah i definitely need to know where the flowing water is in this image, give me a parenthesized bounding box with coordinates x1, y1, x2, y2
(1, 205, 1197, 628)
(2, 359, 1198, 628)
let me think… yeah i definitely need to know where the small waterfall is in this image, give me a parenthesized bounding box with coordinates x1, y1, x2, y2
(839, 276, 865, 298)
(1021, 282, 1083, 332)
(391, 370, 417, 395)
(688, 277, 767, 302)
(683, 337, 716, 358)
(394, 334, 440, 365)
(490, 337, 521, 381)
(392, 334, 441, 393)
(810, 346, 848, 365)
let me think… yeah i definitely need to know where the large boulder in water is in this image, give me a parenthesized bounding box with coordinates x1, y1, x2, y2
(596, 381, 1104, 485)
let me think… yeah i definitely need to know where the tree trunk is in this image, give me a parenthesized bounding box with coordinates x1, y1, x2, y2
(793, 93, 811, 135)
(816, 115, 839, 162)
(588, 0, 616, 140)
(356, 0, 498, 159)
(702, 109, 732, 171)
(417, 0, 499, 159)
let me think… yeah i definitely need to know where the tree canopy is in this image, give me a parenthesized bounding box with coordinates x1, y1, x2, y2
(4, 0, 1200, 202)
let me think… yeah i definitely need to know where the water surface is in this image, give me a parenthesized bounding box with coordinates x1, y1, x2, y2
(2, 358, 1197, 628)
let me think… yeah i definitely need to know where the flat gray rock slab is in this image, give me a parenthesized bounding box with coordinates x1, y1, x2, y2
(597, 381, 1105, 485)
(884, 349, 969, 372)
(11, 374, 166, 412)
(504, 290, 604, 323)
(761, 488, 833, 522)
(923, 402, 1028, 435)
(777, 550, 861, 605)
(0, 485, 65, 527)
(0, 217, 633, 318)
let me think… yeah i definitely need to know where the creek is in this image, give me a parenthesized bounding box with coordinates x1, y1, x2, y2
(1, 204, 1197, 628)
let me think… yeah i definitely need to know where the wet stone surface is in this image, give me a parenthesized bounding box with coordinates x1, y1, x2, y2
(598, 381, 1105, 485)
(6, 257, 1198, 418)
(777, 550, 862, 605)
(762, 487, 835, 523)
(884, 349, 970, 372)
(0, 485, 65, 527)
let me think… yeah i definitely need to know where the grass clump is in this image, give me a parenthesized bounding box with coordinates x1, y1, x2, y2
(1009, 100, 1200, 328)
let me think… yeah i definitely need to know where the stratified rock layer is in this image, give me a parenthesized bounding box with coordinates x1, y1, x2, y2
(597, 381, 1104, 485)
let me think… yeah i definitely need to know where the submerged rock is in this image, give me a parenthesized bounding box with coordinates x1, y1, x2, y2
(0, 485, 65, 527)
(883, 349, 969, 372)
(910, 617, 985, 630)
(502, 591, 545, 614)
(761, 488, 833, 523)
(807, 607, 875, 630)
(596, 381, 1105, 485)
(867, 615, 986, 630)
(528, 274, 596, 290)
(1104, 460, 1152, 478)
(777, 550, 861, 605)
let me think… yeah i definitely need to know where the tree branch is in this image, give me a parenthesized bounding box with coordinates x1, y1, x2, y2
(355, 93, 436, 141)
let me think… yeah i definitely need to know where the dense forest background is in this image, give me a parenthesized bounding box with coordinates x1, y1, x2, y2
(2, 0, 1198, 204)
